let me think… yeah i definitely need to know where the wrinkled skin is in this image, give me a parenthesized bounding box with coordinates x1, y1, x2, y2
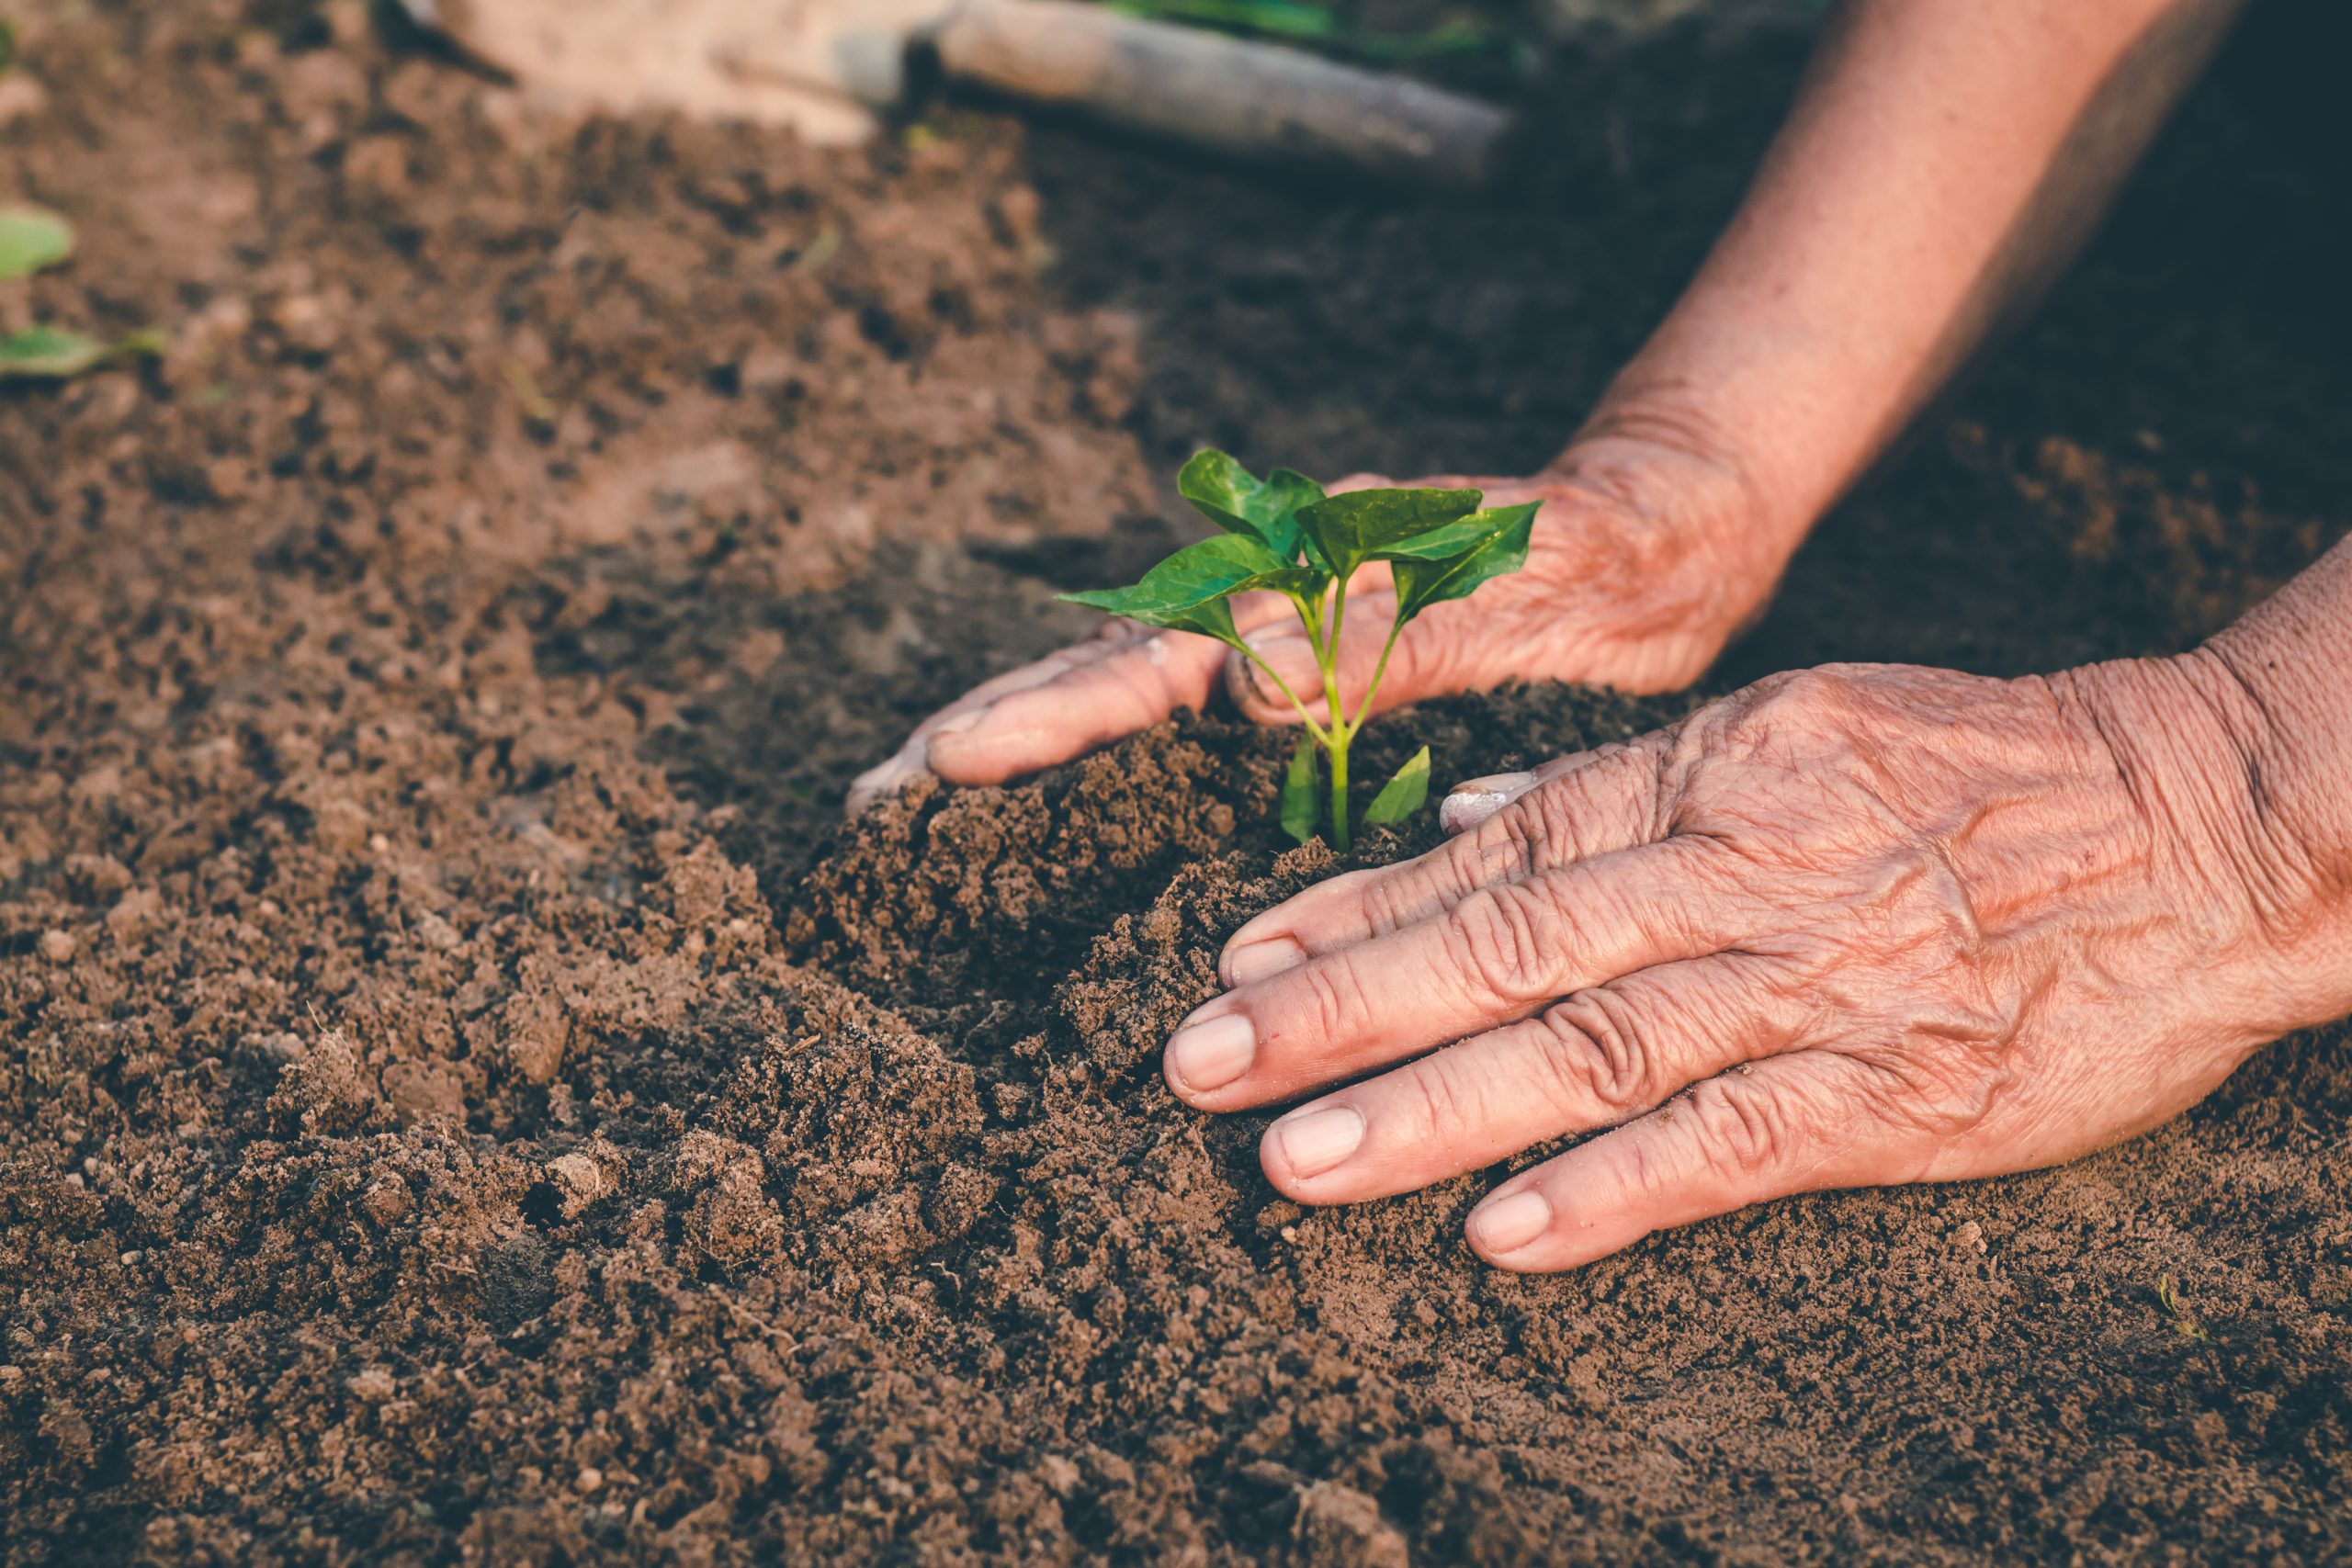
(846, 434, 1779, 811)
(1162, 657, 2324, 1271)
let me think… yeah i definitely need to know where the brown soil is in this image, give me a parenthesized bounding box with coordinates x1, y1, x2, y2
(4, 2, 2349, 1563)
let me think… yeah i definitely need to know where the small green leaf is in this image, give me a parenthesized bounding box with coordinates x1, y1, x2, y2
(0, 205, 74, 280)
(1057, 532, 1316, 647)
(1362, 746, 1430, 827)
(0, 325, 164, 380)
(1389, 501, 1539, 625)
(1294, 485, 1481, 579)
(0, 325, 105, 378)
(1280, 739, 1319, 844)
(1177, 448, 1325, 561)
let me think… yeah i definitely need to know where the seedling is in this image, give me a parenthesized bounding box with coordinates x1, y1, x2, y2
(0, 325, 165, 381)
(1057, 449, 1537, 852)
(0, 204, 72, 281)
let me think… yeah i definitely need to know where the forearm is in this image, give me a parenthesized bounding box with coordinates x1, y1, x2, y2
(1575, 0, 2247, 565)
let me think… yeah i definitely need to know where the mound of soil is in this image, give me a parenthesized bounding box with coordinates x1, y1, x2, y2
(3, 1, 2348, 1562)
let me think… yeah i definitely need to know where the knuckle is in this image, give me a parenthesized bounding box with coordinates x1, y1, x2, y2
(1399, 1051, 1482, 1140)
(1445, 882, 1562, 1005)
(1357, 865, 1442, 939)
(1518, 773, 1598, 865)
(1532, 992, 1657, 1120)
(1293, 951, 1366, 1041)
(1689, 1079, 1792, 1180)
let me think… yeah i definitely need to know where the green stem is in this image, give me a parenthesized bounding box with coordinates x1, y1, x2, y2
(1329, 737, 1351, 854)
(1351, 615, 1407, 733)
(1238, 646, 1330, 748)
(1322, 574, 1350, 737)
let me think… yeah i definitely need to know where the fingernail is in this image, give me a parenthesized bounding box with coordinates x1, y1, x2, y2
(1469, 1190, 1553, 1256)
(1222, 937, 1306, 987)
(846, 759, 914, 816)
(1270, 1104, 1364, 1179)
(922, 706, 995, 773)
(1164, 1011, 1256, 1095)
(1440, 772, 1538, 835)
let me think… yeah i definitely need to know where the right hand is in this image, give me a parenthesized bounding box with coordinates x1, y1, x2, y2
(846, 431, 1792, 814)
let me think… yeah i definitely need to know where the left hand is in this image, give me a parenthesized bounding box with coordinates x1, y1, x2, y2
(1160, 657, 2333, 1271)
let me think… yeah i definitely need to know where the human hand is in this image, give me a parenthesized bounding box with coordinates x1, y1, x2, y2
(846, 432, 1783, 813)
(1161, 656, 2344, 1271)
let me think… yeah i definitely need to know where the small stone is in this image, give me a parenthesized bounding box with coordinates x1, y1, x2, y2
(347, 1366, 397, 1403)
(38, 930, 75, 964)
(119, 1251, 141, 1267)
(413, 910, 462, 952)
(381, 1060, 466, 1126)
(545, 1152, 609, 1218)
(1037, 1454, 1081, 1496)
(107, 887, 164, 942)
(574, 1467, 604, 1495)
(361, 1179, 412, 1224)
(1295, 1483, 1408, 1568)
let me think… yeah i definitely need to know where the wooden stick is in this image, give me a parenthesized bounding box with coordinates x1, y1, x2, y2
(932, 0, 1511, 187)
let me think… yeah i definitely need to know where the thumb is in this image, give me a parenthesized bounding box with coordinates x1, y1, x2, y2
(1225, 591, 1461, 727)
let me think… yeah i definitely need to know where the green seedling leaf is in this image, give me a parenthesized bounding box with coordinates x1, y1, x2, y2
(1280, 738, 1319, 844)
(0, 326, 105, 378)
(1390, 501, 1539, 625)
(1178, 448, 1325, 560)
(1294, 486, 1482, 579)
(0, 204, 73, 280)
(0, 325, 164, 381)
(1057, 532, 1317, 648)
(1362, 745, 1430, 827)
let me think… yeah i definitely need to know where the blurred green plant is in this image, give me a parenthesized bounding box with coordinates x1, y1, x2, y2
(0, 204, 72, 280)
(0, 325, 165, 380)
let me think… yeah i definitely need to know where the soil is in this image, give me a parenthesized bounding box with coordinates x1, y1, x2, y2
(3, 1, 2349, 1563)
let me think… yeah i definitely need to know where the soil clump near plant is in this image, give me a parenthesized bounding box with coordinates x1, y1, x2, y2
(3, 2, 2348, 1562)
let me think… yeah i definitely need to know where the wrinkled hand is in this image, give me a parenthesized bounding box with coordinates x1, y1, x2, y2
(1164, 658, 2327, 1270)
(847, 434, 1777, 812)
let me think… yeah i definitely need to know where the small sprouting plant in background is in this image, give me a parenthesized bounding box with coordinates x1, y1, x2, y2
(1058, 449, 1537, 852)
(0, 202, 165, 380)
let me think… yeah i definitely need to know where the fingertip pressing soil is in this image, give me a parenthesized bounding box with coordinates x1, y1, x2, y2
(4, 2, 2350, 1563)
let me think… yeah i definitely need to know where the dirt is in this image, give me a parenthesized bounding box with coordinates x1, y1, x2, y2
(3, 1, 2349, 1562)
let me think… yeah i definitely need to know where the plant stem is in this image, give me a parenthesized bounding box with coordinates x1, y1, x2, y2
(1323, 572, 1353, 850)
(1329, 736, 1351, 853)
(1238, 646, 1330, 748)
(1352, 617, 1406, 733)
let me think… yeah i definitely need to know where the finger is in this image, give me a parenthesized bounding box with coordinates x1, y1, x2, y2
(923, 589, 1305, 786)
(846, 639, 1125, 813)
(1438, 752, 1593, 836)
(1218, 739, 1668, 987)
(1258, 953, 1809, 1201)
(1167, 837, 1749, 1110)
(1464, 1054, 1881, 1272)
